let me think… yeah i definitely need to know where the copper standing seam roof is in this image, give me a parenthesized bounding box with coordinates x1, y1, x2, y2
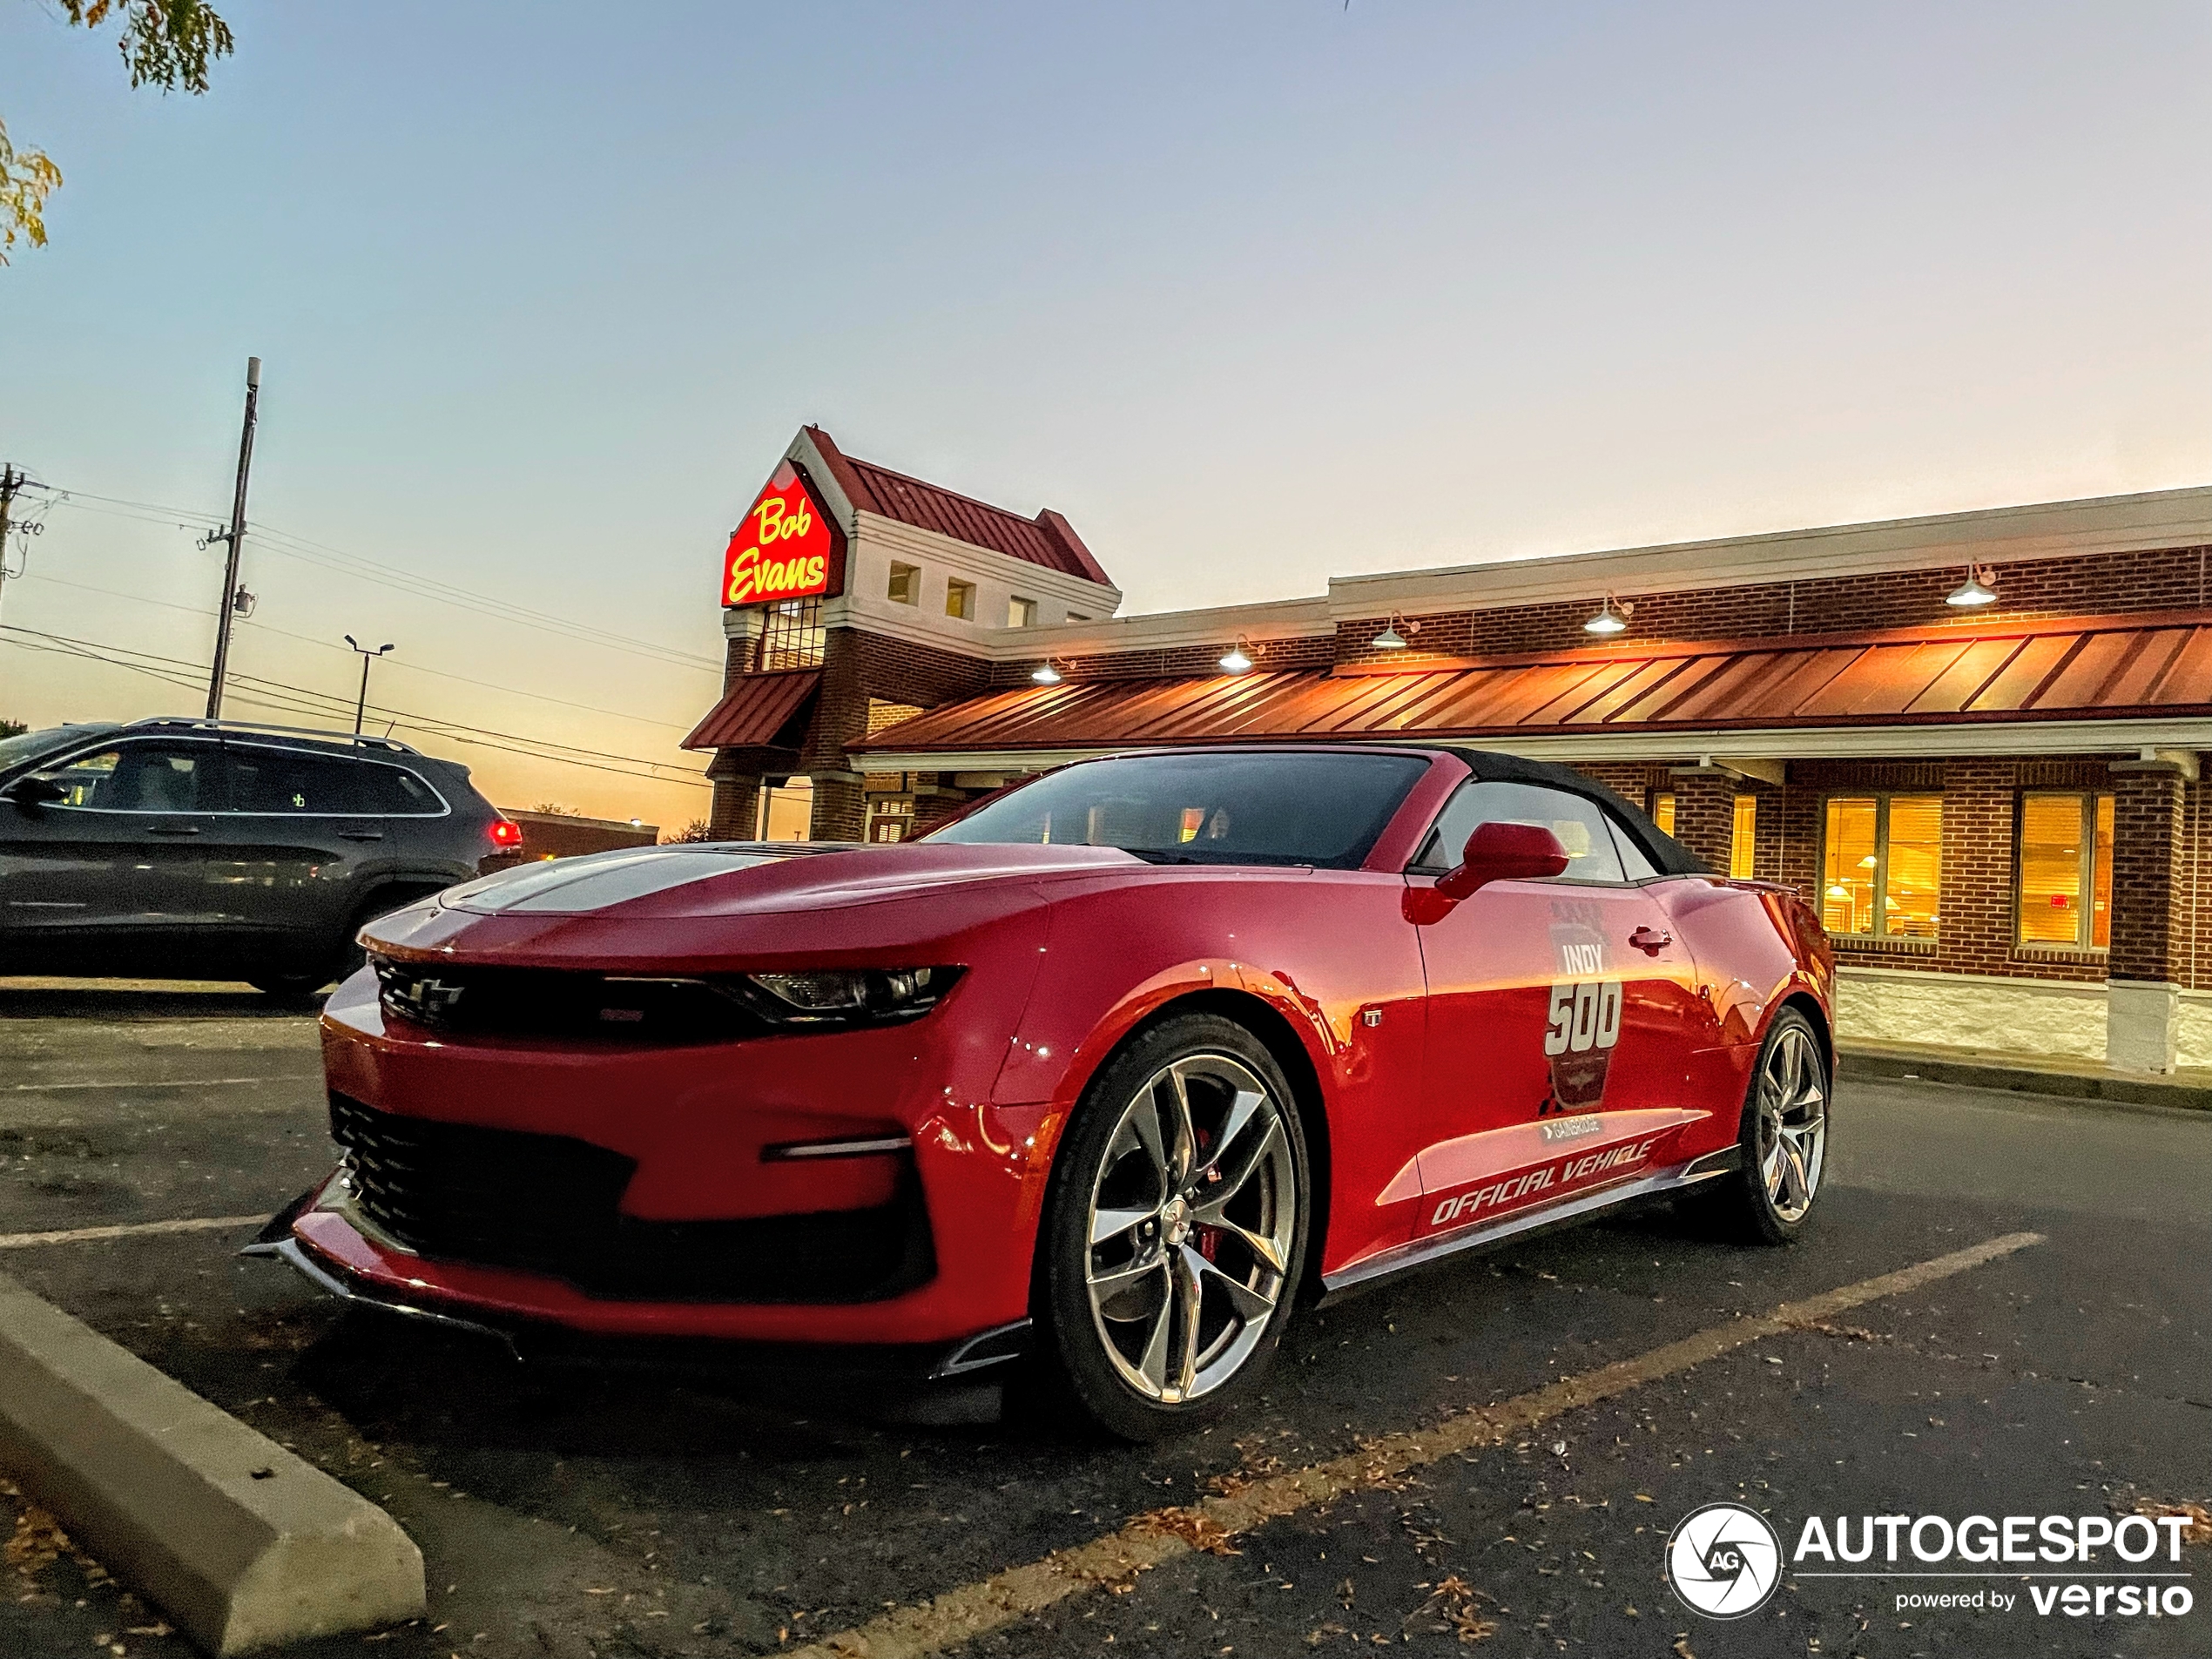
(802, 426, 1111, 585)
(850, 610, 2212, 759)
(681, 670, 821, 752)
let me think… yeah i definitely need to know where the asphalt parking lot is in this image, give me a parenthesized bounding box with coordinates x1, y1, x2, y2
(3, 982, 2206, 1659)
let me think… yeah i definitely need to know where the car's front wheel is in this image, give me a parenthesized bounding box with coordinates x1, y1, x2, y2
(1036, 1014, 1309, 1440)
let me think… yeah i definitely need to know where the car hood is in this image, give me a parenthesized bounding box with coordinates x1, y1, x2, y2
(437, 840, 1146, 919)
(361, 840, 1156, 971)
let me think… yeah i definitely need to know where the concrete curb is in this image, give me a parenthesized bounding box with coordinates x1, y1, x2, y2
(1838, 1045, 2212, 1112)
(0, 1272, 423, 1655)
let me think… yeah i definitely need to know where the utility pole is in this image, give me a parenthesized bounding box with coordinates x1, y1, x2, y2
(0, 464, 21, 631)
(205, 356, 261, 719)
(344, 635, 394, 734)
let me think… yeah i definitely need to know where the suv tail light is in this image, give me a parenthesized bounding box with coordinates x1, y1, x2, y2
(489, 818, 523, 849)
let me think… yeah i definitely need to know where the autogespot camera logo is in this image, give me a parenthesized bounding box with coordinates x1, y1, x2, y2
(1667, 1503, 1784, 1619)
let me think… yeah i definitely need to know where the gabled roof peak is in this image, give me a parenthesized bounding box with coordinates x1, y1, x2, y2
(801, 425, 1113, 588)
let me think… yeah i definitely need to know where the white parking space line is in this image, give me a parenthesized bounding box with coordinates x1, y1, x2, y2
(10, 1075, 320, 1091)
(789, 1231, 2046, 1659)
(0, 1215, 272, 1251)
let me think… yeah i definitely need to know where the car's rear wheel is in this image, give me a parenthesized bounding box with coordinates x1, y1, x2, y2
(1703, 1008, 1829, 1244)
(1035, 1014, 1308, 1440)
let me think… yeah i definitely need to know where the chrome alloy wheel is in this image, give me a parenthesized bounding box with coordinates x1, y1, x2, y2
(1754, 1021, 1827, 1224)
(1082, 1054, 1297, 1404)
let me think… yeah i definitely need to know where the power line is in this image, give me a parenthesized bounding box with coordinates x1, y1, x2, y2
(13, 569, 694, 731)
(34, 483, 723, 673)
(3, 624, 711, 790)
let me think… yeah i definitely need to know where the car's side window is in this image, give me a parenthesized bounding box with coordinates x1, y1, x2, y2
(44, 743, 222, 813)
(1411, 779, 1629, 884)
(1607, 815, 1661, 880)
(225, 750, 368, 815)
(216, 748, 444, 817)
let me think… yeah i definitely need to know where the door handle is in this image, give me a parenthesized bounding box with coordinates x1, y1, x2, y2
(337, 830, 385, 842)
(1629, 926, 1671, 954)
(145, 824, 200, 837)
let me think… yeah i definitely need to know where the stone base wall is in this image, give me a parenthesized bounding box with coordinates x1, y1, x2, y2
(1835, 966, 2212, 1069)
(1835, 965, 2107, 1060)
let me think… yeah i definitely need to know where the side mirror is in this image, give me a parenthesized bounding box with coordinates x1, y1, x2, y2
(1435, 820, 1569, 900)
(1, 774, 68, 808)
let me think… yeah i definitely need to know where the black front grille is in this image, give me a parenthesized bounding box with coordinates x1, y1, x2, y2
(373, 960, 770, 1044)
(328, 1092, 932, 1304)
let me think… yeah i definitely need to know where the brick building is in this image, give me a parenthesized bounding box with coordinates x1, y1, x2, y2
(686, 439, 2211, 1074)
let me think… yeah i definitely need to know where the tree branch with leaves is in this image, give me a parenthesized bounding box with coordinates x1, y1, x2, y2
(2, 0, 233, 263)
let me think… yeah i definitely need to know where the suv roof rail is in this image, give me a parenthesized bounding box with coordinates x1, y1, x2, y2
(124, 717, 421, 756)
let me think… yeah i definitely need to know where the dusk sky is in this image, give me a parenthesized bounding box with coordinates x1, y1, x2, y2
(3, 1, 2207, 826)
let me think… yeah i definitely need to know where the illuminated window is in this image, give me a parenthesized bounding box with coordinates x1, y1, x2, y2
(887, 562, 920, 605)
(752, 597, 824, 671)
(1821, 794, 1940, 940)
(1008, 595, 1039, 628)
(946, 579, 975, 621)
(1730, 795, 1757, 880)
(1650, 792, 1676, 836)
(2017, 792, 2114, 948)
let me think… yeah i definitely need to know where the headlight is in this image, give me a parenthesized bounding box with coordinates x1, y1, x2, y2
(740, 967, 962, 1028)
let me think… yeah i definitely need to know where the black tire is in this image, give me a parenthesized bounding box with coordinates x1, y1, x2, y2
(250, 887, 439, 1000)
(1034, 1013, 1310, 1441)
(247, 972, 327, 1000)
(1699, 1008, 1830, 1245)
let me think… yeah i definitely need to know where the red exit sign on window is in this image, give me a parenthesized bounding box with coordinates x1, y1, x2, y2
(723, 462, 834, 607)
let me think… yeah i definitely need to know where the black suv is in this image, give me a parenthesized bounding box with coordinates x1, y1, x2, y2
(0, 718, 519, 995)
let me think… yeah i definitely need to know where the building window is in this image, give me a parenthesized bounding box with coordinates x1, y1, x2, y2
(945, 579, 975, 621)
(887, 562, 920, 605)
(752, 597, 824, 671)
(1008, 595, 1038, 628)
(1822, 794, 1941, 940)
(1649, 792, 1676, 836)
(1730, 795, 1757, 880)
(1067, 612, 1090, 624)
(2018, 792, 2114, 948)
(757, 777, 814, 841)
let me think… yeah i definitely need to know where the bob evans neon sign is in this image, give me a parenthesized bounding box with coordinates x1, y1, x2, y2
(722, 462, 834, 608)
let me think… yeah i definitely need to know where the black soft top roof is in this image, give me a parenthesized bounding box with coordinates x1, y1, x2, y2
(1427, 746, 1708, 878)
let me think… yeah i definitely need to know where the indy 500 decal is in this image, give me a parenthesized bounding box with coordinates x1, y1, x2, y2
(1542, 902, 1619, 1116)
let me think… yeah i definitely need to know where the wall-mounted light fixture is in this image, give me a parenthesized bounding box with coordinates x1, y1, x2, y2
(1218, 637, 1255, 673)
(1582, 595, 1634, 636)
(1030, 661, 1062, 685)
(1369, 614, 1420, 651)
(1946, 565, 1998, 607)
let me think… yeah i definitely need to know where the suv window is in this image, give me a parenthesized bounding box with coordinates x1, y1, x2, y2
(1412, 779, 1628, 884)
(220, 747, 445, 816)
(50, 742, 223, 812)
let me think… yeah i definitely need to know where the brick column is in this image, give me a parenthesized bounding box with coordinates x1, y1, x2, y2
(2106, 767, 2187, 1071)
(1935, 760, 2012, 977)
(1666, 770, 1736, 873)
(708, 771, 759, 840)
(810, 776, 867, 843)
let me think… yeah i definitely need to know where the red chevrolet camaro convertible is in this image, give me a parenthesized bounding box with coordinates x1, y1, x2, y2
(252, 744, 1832, 1438)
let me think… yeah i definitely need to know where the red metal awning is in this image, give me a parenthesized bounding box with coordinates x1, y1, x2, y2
(681, 670, 820, 752)
(852, 611, 2212, 761)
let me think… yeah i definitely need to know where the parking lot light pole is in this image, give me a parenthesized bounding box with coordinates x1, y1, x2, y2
(344, 636, 394, 734)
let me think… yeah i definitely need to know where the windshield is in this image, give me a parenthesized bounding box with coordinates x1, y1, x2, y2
(925, 750, 1430, 869)
(0, 726, 92, 774)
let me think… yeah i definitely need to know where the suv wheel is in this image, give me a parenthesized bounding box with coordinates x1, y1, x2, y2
(1035, 1014, 1308, 1440)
